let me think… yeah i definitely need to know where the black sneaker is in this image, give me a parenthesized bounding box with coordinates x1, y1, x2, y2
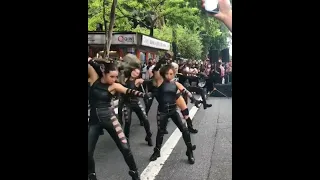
(128, 170, 140, 180)
(203, 103, 212, 109)
(188, 127, 198, 134)
(150, 148, 161, 161)
(145, 133, 153, 146)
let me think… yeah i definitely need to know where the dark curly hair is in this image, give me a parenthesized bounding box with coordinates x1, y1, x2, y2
(93, 58, 118, 77)
(159, 64, 175, 79)
(118, 54, 141, 84)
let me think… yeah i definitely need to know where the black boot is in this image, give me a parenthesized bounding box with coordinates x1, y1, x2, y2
(194, 100, 202, 108)
(145, 133, 153, 146)
(128, 170, 140, 180)
(201, 92, 212, 109)
(150, 147, 161, 161)
(186, 118, 198, 134)
(88, 173, 97, 180)
(185, 143, 196, 164)
(203, 103, 212, 109)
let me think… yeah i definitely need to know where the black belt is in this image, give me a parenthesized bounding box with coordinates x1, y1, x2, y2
(91, 104, 113, 109)
(158, 103, 177, 113)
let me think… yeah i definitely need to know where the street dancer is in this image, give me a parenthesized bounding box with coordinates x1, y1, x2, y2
(88, 59, 148, 180)
(149, 58, 196, 164)
(117, 54, 153, 146)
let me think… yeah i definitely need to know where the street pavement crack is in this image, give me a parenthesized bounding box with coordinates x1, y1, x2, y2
(217, 126, 232, 130)
(205, 113, 220, 180)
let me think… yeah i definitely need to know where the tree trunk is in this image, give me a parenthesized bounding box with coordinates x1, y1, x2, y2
(172, 27, 177, 60)
(149, 26, 154, 37)
(103, 0, 108, 58)
(104, 0, 118, 59)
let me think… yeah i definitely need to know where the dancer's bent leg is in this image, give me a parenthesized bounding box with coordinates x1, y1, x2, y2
(171, 112, 196, 164)
(88, 124, 102, 180)
(123, 104, 132, 139)
(102, 115, 140, 180)
(133, 101, 153, 146)
(150, 112, 169, 161)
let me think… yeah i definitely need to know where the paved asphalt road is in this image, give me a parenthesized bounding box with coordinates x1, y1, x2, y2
(92, 96, 232, 180)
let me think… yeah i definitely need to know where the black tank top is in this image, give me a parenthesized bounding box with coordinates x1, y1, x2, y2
(157, 80, 178, 112)
(89, 79, 113, 108)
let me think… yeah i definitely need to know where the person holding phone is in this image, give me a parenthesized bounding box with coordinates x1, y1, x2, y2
(202, 0, 232, 32)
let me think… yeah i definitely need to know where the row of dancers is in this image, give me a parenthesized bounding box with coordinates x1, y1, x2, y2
(88, 52, 212, 180)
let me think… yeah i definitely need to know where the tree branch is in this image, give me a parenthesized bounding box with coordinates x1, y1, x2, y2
(116, 6, 151, 28)
(154, 0, 166, 10)
(150, 0, 167, 25)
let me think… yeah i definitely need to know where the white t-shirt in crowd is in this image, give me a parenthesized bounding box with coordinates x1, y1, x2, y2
(142, 65, 147, 79)
(149, 65, 155, 72)
(147, 64, 155, 79)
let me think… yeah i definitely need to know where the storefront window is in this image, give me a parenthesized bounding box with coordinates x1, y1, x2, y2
(127, 47, 135, 55)
(155, 54, 159, 61)
(140, 52, 146, 65)
(147, 52, 152, 60)
(109, 51, 119, 60)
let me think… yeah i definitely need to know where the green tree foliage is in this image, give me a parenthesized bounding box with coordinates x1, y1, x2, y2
(198, 11, 230, 59)
(176, 26, 203, 59)
(88, 0, 132, 31)
(88, 0, 230, 60)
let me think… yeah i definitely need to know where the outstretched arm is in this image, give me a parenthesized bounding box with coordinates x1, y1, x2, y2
(152, 60, 165, 81)
(176, 96, 190, 119)
(175, 82, 197, 102)
(175, 81, 202, 108)
(113, 83, 149, 99)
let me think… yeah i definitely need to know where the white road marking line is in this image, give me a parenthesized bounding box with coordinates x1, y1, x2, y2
(140, 101, 201, 180)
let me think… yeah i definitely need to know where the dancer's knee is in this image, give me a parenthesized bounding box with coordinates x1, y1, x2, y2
(181, 126, 189, 135)
(121, 144, 132, 157)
